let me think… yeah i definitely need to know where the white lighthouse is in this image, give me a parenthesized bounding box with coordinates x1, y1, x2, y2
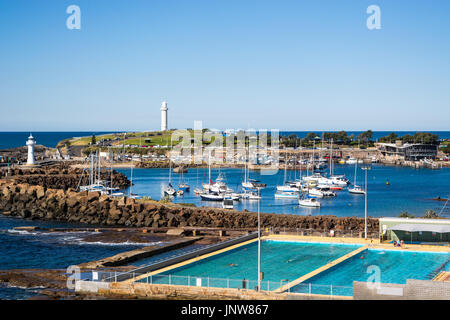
(26, 134, 36, 165)
(161, 101, 168, 131)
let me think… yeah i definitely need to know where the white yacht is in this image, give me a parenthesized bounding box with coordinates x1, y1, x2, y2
(200, 191, 224, 201)
(299, 197, 321, 207)
(274, 191, 298, 199)
(348, 185, 365, 194)
(222, 197, 234, 209)
(308, 188, 324, 198)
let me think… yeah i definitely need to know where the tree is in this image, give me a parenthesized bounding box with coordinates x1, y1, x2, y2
(357, 130, 373, 143)
(379, 133, 398, 143)
(412, 132, 439, 144)
(91, 135, 96, 145)
(398, 211, 415, 218)
(336, 131, 351, 144)
(442, 143, 450, 155)
(305, 132, 320, 141)
(422, 209, 439, 219)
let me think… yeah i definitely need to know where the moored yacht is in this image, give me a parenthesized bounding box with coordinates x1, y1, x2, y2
(299, 197, 321, 207)
(348, 185, 365, 194)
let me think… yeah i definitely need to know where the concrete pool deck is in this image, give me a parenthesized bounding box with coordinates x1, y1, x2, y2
(266, 234, 449, 253)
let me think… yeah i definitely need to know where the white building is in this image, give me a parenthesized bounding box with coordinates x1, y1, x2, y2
(161, 101, 168, 131)
(26, 134, 36, 165)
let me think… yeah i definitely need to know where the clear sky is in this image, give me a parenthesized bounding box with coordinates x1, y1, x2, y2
(0, 0, 449, 132)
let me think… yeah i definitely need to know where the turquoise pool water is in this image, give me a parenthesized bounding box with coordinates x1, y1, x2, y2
(137, 240, 449, 295)
(138, 240, 361, 291)
(291, 248, 450, 296)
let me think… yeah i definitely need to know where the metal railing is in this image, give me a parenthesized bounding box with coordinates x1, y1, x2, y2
(87, 271, 352, 297)
(104, 231, 258, 282)
(267, 227, 379, 239)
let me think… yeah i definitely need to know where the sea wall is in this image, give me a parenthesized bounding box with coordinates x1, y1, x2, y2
(0, 166, 130, 190)
(0, 180, 378, 232)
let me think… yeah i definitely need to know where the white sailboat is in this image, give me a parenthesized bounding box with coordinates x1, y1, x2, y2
(164, 158, 176, 196)
(276, 153, 299, 192)
(178, 167, 190, 192)
(348, 161, 365, 194)
(129, 159, 141, 199)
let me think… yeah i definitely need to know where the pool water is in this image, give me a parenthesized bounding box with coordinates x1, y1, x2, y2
(139, 240, 361, 291)
(291, 248, 450, 296)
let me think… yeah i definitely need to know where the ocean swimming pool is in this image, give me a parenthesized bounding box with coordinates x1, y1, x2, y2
(137, 240, 362, 291)
(136, 240, 449, 296)
(292, 248, 450, 296)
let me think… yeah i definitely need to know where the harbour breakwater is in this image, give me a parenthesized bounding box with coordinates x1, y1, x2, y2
(0, 180, 378, 232)
(0, 166, 130, 190)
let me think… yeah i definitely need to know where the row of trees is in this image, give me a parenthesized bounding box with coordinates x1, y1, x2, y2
(280, 130, 375, 148)
(378, 132, 439, 144)
(398, 209, 442, 219)
(280, 130, 440, 148)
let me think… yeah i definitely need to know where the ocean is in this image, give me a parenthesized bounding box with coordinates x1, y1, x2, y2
(0, 131, 449, 150)
(0, 215, 159, 299)
(0, 132, 117, 150)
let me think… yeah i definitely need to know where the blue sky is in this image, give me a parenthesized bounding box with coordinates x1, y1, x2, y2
(0, 0, 449, 131)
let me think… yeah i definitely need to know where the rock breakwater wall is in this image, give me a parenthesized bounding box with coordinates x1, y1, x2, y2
(0, 167, 130, 190)
(0, 181, 378, 232)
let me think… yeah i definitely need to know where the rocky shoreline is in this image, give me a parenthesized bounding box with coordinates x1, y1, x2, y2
(0, 179, 378, 232)
(0, 166, 130, 190)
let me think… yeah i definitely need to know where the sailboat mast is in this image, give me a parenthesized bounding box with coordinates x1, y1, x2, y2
(129, 159, 133, 197)
(97, 150, 101, 184)
(329, 139, 333, 176)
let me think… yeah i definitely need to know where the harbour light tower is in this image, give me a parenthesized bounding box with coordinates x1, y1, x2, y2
(161, 101, 168, 131)
(26, 134, 36, 165)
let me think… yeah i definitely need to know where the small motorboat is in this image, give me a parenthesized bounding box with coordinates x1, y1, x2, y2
(308, 188, 324, 198)
(316, 185, 337, 197)
(247, 192, 261, 200)
(274, 191, 299, 199)
(178, 183, 190, 192)
(276, 185, 299, 192)
(200, 191, 224, 201)
(222, 197, 234, 209)
(348, 185, 365, 194)
(299, 197, 321, 207)
(129, 193, 142, 200)
(164, 184, 176, 196)
(226, 193, 242, 201)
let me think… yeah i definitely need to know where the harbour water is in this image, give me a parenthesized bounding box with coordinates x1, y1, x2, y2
(118, 164, 450, 218)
